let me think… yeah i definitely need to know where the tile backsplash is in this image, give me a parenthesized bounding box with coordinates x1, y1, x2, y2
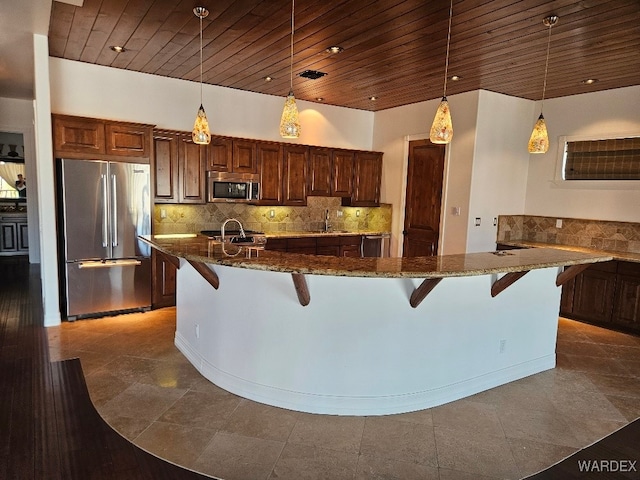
(154, 196, 392, 235)
(498, 215, 640, 253)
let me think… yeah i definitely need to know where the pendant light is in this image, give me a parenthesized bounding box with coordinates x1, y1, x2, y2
(192, 6, 211, 145)
(528, 15, 558, 154)
(280, 0, 301, 138)
(430, 0, 454, 144)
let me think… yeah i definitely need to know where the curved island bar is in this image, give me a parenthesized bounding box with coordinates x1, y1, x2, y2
(141, 234, 612, 416)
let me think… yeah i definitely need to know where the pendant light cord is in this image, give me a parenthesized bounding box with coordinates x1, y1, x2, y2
(290, 0, 295, 91)
(540, 21, 553, 114)
(199, 13, 204, 104)
(442, 0, 453, 98)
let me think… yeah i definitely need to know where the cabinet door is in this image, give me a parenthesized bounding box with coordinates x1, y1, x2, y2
(105, 122, 151, 160)
(178, 135, 206, 203)
(351, 152, 382, 206)
(308, 148, 331, 196)
(340, 235, 362, 257)
(0, 223, 17, 251)
(233, 140, 257, 173)
(316, 235, 340, 256)
(17, 222, 28, 252)
(257, 142, 283, 205)
(287, 237, 316, 254)
(559, 275, 575, 316)
(612, 262, 640, 331)
(265, 238, 287, 252)
(153, 132, 179, 203)
(53, 115, 105, 156)
(332, 150, 354, 197)
(152, 250, 176, 308)
(207, 136, 233, 172)
(283, 146, 308, 206)
(572, 262, 617, 323)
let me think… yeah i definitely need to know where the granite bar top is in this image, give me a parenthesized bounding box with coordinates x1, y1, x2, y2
(497, 240, 640, 264)
(264, 230, 390, 238)
(142, 235, 612, 279)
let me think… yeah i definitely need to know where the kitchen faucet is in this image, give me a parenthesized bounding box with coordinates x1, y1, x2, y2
(323, 209, 331, 233)
(221, 218, 246, 242)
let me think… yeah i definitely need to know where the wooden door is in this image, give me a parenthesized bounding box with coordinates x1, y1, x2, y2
(352, 152, 381, 206)
(207, 136, 233, 172)
(402, 140, 445, 257)
(572, 262, 617, 323)
(178, 135, 205, 203)
(232, 140, 257, 173)
(283, 145, 308, 206)
(332, 150, 354, 197)
(257, 142, 283, 205)
(153, 131, 178, 203)
(308, 148, 331, 196)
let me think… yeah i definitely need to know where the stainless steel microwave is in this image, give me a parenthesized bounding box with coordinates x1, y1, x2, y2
(207, 171, 260, 202)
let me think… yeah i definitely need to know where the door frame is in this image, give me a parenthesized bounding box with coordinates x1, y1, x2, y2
(397, 133, 452, 257)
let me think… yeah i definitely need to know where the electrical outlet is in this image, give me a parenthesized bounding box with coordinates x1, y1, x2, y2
(269, 209, 275, 218)
(475, 217, 481, 226)
(160, 208, 167, 219)
(336, 210, 343, 217)
(356, 209, 360, 217)
(556, 219, 563, 228)
(493, 217, 498, 226)
(499, 339, 506, 353)
(195, 324, 200, 339)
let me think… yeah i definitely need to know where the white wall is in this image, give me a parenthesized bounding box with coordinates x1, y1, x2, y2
(524, 85, 640, 222)
(49, 58, 374, 150)
(465, 91, 533, 253)
(0, 96, 41, 263)
(372, 91, 480, 255)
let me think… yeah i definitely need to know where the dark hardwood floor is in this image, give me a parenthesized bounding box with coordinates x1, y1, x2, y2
(0, 257, 215, 479)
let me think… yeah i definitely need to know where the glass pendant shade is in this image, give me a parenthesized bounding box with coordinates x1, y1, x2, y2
(430, 97, 453, 144)
(192, 104, 211, 145)
(528, 113, 549, 154)
(280, 91, 301, 139)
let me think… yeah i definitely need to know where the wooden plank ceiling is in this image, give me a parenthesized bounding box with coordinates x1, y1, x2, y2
(48, 0, 640, 112)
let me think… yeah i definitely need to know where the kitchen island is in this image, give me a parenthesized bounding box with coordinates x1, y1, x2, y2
(141, 234, 612, 415)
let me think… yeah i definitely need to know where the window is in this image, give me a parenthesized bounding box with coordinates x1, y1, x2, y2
(563, 137, 640, 180)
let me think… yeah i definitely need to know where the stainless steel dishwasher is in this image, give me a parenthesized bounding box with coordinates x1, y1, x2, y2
(361, 233, 391, 257)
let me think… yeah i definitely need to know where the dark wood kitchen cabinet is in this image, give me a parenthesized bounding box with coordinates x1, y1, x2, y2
(344, 151, 382, 206)
(283, 145, 308, 206)
(560, 260, 640, 334)
(206, 136, 233, 172)
(256, 142, 283, 205)
(152, 250, 177, 308)
(153, 130, 206, 204)
(53, 114, 152, 162)
(267, 235, 364, 257)
(308, 148, 354, 198)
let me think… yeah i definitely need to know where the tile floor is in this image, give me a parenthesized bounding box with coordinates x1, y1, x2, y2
(47, 311, 640, 480)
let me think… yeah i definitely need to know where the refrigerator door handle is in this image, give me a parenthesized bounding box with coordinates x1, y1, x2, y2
(111, 173, 118, 247)
(101, 174, 109, 248)
(78, 259, 142, 269)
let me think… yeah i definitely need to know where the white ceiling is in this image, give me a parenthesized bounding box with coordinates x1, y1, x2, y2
(0, 0, 56, 99)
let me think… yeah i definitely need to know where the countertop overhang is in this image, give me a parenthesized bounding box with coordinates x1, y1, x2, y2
(498, 240, 640, 264)
(141, 234, 612, 279)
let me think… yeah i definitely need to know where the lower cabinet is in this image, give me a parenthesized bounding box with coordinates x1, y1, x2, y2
(266, 235, 364, 257)
(0, 215, 28, 255)
(152, 250, 177, 308)
(560, 260, 640, 333)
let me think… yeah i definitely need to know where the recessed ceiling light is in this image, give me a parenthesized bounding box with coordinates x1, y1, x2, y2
(264, 76, 273, 82)
(369, 96, 377, 101)
(110, 45, 126, 53)
(582, 78, 598, 85)
(316, 97, 324, 102)
(326, 46, 344, 54)
(450, 75, 462, 81)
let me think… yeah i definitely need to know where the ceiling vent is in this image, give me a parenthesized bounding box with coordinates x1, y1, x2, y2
(299, 70, 327, 80)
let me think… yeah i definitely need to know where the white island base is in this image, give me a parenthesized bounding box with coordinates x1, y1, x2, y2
(174, 261, 561, 416)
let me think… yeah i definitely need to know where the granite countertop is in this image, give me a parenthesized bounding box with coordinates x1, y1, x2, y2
(142, 234, 612, 279)
(498, 240, 640, 264)
(264, 230, 390, 238)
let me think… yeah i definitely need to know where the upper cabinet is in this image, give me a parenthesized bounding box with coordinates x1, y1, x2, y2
(308, 148, 354, 198)
(256, 142, 283, 205)
(207, 137, 256, 174)
(346, 151, 382, 206)
(153, 130, 206, 204)
(283, 145, 308, 206)
(53, 114, 152, 163)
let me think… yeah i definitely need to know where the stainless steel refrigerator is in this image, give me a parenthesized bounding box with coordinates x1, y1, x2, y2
(58, 158, 151, 319)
